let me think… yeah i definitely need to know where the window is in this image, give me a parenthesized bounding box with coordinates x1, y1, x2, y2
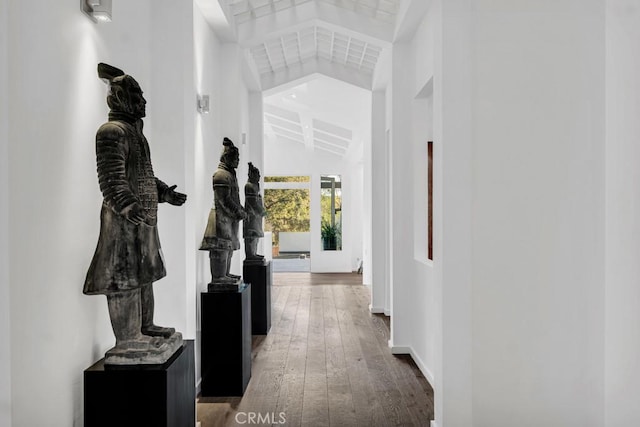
(320, 175, 342, 251)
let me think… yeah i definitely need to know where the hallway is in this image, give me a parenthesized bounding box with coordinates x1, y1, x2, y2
(197, 273, 434, 426)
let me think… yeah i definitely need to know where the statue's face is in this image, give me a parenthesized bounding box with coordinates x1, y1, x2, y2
(109, 76, 147, 118)
(128, 84, 147, 118)
(249, 169, 260, 182)
(229, 150, 240, 168)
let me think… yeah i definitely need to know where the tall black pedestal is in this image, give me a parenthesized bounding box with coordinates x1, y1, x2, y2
(243, 260, 272, 335)
(84, 340, 195, 427)
(201, 284, 252, 396)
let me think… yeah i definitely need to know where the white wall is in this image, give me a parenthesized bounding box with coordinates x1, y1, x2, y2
(217, 43, 251, 278)
(5, 1, 202, 425)
(470, 2, 605, 425)
(404, 3, 609, 426)
(188, 0, 228, 384)
(0, 0, 11, 424)
(248, 92, 264, 174)
(414, 8, 435, 99)
(411, 96, 430, 263)
(149, 0, 198, 341)
(419, 1, 607, 426)
(388, 4, 437, 389)
(385, 84, 393, 316)
(193, 2, 224, 295)
(279, 232, 310, 252)
(431, 1, 474, 424)
(248, 92, 267, 258)
(605, 1, 640, 425)
(389, 41, 415, 346)
(8, 3, 149, 425)
(370, 90, 388, 312)
(192, 2, 261, 388)
(351, 162, 365, 272)
(391, 2, 438, 388)
(362, 110, 373, 286)
(191, 40, 253, 389)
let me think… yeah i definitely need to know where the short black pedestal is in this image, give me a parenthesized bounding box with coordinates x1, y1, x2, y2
(243, 260, 272, 335)
(201, 284, 252, 396)
(84, 340, 195, 427)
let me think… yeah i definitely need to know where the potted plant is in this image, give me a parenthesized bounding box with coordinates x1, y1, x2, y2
(321, 221, 339, 250)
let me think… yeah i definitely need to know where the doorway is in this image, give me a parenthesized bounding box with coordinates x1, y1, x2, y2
(264, 175, 311, 272)
(262, 76, 371, 274)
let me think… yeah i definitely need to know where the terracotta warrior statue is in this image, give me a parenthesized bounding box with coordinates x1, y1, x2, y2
(243, 162, 266, 261)
(84, 63, 187, 365)
(200, 137, 247, 289)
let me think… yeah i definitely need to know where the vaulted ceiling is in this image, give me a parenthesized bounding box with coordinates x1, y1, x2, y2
(197, 0, 429, 92)
(195, 0, 427, 160)
(249, 25, 383, 80)
(226, 0, 401, 25)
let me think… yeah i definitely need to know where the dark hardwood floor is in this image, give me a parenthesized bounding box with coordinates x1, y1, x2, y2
(197, 272, 434, 427)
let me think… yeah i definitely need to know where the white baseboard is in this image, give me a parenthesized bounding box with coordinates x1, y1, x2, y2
(367, 303, 390, 316)
(389, 344, 435, 388)
(431, 421, 438, 427)
(390, 345, 411, 354)
(369, 304, 385, 314)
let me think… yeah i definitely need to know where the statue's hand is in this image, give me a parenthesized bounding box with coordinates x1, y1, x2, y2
(165, 185, 187, 206)
(122, 203, 146, 225)
(239, 208, 248, 220)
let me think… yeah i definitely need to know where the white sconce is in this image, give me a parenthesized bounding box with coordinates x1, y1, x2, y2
(197, 95, 210, 114)
(81, 0, 112, 23)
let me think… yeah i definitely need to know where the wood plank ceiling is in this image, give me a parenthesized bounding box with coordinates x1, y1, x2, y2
(225, 0, 400, 81)
(221, 0, 400, 158)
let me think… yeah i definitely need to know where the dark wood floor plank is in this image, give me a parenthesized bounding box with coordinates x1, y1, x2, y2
(251, 283, 295, 369)
(322, 285, 358, 427)
(197, 273, 434, 427)
(332, 286, 388, 427)
(274, 285, 311, 426)
(369, 313, 435, 419)
(273, 272, 363, 287)
(238, 285, 298, 421)
(346, 286, 424, 426)
(349, 285, 435, 424)
(301, 285, 329, 426)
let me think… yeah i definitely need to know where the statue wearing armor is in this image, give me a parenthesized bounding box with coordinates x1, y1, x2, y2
(84, 63, 187, 365)
(243, 162, 266, 260)
(200, 138, 247, 288)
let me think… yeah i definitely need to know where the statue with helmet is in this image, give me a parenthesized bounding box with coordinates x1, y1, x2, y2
(84, 63, 187, 365)
(200, 137, 247, 290)
(243, 162, 266, 261)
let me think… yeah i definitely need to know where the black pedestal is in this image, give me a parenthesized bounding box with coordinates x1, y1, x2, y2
(243, 260, 272, 335)
(84, 340, 195, 427)
(201, 284, 252, 396)
(242, 260, 271, 335)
